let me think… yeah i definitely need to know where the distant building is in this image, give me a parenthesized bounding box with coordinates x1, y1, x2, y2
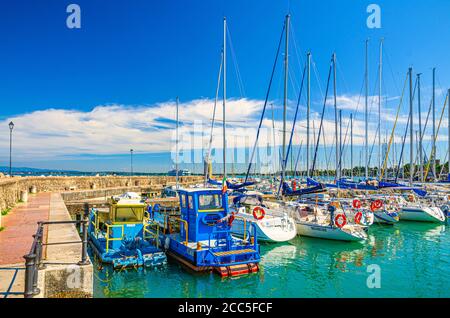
(168, 169, 191, 176)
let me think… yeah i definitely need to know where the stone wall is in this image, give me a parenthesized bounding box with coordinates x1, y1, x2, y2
(0, 175, 203, 212)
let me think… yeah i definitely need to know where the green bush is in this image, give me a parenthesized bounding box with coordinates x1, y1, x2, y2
(1, 208, 11, 216)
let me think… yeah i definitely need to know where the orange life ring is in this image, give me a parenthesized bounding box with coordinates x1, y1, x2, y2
(370, 199, 383, 211)
(354, 211, 363, 224)
(334, 213, 347, 228)
(352, 199, 362, 209)
(252, 206, 266, 220)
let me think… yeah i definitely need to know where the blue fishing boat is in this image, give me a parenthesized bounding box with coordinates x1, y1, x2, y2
(153, 188, 260, 277)
(88, 194, 167, 269)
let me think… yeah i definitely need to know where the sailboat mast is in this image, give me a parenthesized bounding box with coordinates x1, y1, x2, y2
(409, 67, 414, 185)
(417, 73, 423, 182)
(176, 96, 179, 189)
(378, 39, 383, 180)
(448, 88, 450, 179)
(339, 109, 342, 178)
(271, 103, 277, 176)
(365, 39, 369, 179)
(333, 53, 339, 180)
(350, 113, 353, 179)
(282, 14, 290, 182)
(223, 17, 227, 178)
(306, 52, 311, 178)
(432, 67, 436, 181)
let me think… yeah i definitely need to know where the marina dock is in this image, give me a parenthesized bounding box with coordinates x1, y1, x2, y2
(0, 175, 202, 298)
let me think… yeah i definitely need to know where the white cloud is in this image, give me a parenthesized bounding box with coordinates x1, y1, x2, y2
(0, 96, 442, 164)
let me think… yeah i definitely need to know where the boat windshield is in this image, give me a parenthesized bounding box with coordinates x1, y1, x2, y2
(198, 194, 223, 210)
(114, 206, 144, 223)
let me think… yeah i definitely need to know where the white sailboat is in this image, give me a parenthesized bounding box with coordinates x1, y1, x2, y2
(231, 206, 297, 242)
(399, 205, 446, 223)
(389, 194, 446, 223)
(230, 193, 297, 243)
(292, 203, 368, 242)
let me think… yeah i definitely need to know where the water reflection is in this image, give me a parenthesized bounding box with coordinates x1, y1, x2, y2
(93, 223, 450, 298)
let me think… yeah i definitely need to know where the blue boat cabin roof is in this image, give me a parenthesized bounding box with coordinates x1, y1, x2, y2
(177, 188, 223, 195)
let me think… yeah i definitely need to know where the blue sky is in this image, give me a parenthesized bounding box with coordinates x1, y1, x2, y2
(1, 0, 449, 173)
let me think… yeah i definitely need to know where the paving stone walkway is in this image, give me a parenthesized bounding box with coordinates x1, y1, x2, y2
(0, 193, 51, 297)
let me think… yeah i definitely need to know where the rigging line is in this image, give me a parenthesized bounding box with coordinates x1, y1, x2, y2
(244, 22, 286, 182)
(289, 68, 300, 98)
(380, 72, 408, 179)
(383, 46, 401, 97)
(277, 63, 307, 196)
(293, 140, 303, 177)
(367, 66, 381, 119)
(397, 89, 427, 182)
(339, 116, 351, 167)
(282, 64, 307, 171)
(324, 126, 335, 175)
(368, 124, 380, 167)
(226, 25, 246, 98)
(424, 92, 449, 180)
(386, 76, 418, 178)
(206, 51, 224, 163)
(289, 24, 305, 76)
(438, 151, 448, 177)
(271, 103, 278, 175)
(311, 58, 333, 175)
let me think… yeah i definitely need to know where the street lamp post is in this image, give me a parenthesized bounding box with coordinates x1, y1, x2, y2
(9, 121, 14, 177)
(130, 149, 134, 176)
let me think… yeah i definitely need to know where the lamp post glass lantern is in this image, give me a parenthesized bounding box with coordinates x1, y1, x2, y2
(9, 121, 14, 177)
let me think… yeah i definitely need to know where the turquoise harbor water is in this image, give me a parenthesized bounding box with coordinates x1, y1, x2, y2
(93, 222, 450, 298)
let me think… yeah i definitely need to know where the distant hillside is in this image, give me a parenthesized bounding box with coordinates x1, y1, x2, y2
(0, 166, 84, 175)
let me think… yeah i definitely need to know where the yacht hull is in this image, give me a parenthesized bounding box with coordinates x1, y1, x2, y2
(295, 222, 367, 242)
(231, 216, 297, 243)
(399, 207, 445, 223)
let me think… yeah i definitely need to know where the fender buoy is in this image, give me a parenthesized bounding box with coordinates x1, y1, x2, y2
(334, 214, 347, 228)
(352, 199, 362, 209)
(370, 199, 383, 211)
(253, 207, 266, 220)
(354, 211, 363, 224)
(292, 180, 297, 191)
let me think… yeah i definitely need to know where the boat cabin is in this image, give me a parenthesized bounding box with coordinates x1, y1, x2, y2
(178, 188, 229, 242)
(88, 196, 167, 268)
(158, 188, 260, 276)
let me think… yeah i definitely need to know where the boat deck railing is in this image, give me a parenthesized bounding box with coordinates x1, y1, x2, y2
(23, 218, 90, 298)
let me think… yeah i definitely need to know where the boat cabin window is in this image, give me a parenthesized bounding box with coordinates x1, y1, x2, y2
(198, 194, 223, 210)
(113, 206, 144, 223)
(188, 195, 194, 209)
(180, 194, 187, 208)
